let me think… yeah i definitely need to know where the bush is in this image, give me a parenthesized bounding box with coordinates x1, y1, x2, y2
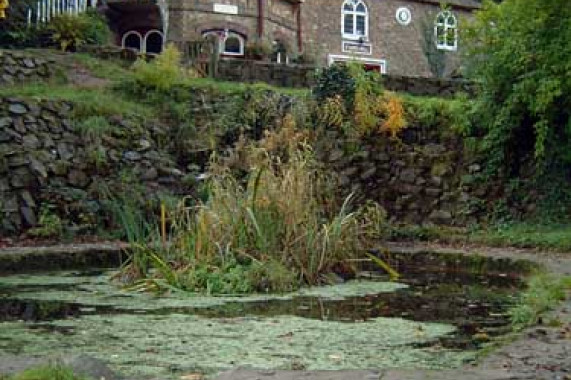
(81, 9, 111, 46)
(129, 44, 183, 93)
(464, 0, 571, 178)
(0, 0, 46, 48)
(48, 11, 110, 51)
(313, 64, 356, 108)
(314, 63, 407, 138)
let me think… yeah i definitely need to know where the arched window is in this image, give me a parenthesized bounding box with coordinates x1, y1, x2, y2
(144, 30, 164, 55)
(202, 30, 245, 56)
(122, 31, 143, 52)
(435, 11, 457, 51)
(342, 0, 368, 40)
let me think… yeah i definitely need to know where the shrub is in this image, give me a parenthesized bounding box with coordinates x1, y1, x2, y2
(81, 9, 111, 46)
(313, 63, 408, 138)
(313, 64, 356, 108)
(464, 0, 571, 178)
(0, 0, 46, 48)
(380, 93, 407, 138)
(245, 38, 272, 60)
(130, 44, 183, 93)
(48, 11, 110, 51)
(49, 14, 89, 51)
(28, 204, 64, 238)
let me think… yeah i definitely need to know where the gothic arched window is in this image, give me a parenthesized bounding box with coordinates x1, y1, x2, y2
(342, 0, 368, 40)
(435, 11, 458, 51)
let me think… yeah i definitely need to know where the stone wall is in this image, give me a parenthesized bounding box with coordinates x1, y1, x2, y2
(314, 128, 479, 226)
(0, 50, 54, 85)
(0, 98, 189, 236)
(215, 58, 471, 96)
(383, 75, 473, 97)
(216, 59, 316, 88)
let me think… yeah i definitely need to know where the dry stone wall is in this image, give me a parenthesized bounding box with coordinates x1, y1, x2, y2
(0, 50, 54, 85)
(314, 129, 479, 226)
(0, 97, 190, 236)
(215, 59, 472, 96)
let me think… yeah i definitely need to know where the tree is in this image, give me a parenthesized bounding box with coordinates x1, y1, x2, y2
(464, 0, 571, 178)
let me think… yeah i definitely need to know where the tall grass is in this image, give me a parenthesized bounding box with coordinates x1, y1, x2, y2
(120, 123, 384, 293)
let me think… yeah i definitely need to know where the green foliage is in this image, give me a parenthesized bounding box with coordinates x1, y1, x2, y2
(48, 14, 89, 51)
(80, 9, 111, 46)
(403, 95, 472, 134)
(48, 11, 110, 51)
(470, 222, 571, 252)
(129, 44, 183, 93)
(27, 204, 64, 238)
(464, 0, 571, 177)
(111, 196, 157, 277)
(75, 116, 112, 140)
(4, 365, 86, 380)
(0, 0, 45, 48)
(245, 38, 273, 60)
(509, 274, 570, 330)
(313, 64, 356, 108)
(120, 126, 385, 294)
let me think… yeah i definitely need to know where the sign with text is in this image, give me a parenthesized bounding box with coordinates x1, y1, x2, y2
(342, 41, 372, 55)
(214, 3, 239, 15)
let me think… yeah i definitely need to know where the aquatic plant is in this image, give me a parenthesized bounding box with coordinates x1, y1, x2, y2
(121, 120, 385, 293)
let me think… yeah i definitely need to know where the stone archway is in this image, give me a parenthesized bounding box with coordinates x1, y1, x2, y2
(105, 1, 164, 54)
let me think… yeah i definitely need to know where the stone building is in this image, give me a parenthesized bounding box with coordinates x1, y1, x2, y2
(102, 0, 481, 78)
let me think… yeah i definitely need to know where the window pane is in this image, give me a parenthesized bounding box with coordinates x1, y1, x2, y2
(356, 3, 366, 13)
(436, 26, 445, 44)
(447, 16, 456, 26)
(344, 3, 353, 11)
(124, 34, 141, 51)
(344, 14, 354, 34)
(224, 36, 241, 54)
(356, 15, 366, 35)
(446, 29, 456, 46)
(436, 14, 445, 24)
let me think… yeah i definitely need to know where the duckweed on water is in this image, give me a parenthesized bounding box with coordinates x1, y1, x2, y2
(0, 271, 408, 310)
(0, 314, 466, 379)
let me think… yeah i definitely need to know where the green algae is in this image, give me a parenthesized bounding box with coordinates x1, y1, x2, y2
(0, 314, 470, 379)
(0, 272, 408, 310)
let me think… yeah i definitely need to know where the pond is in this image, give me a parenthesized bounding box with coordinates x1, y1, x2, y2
(0, 251, 536, 379)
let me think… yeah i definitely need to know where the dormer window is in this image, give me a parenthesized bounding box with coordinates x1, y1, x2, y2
(435, 11, 458, 51)
(342, 0, 368, 41)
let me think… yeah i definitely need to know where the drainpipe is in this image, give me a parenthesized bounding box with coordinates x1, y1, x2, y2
(296, 3, 302, 53)
(257, 0, 264, 38)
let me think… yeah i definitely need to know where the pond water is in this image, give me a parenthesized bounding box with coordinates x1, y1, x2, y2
(0, 252, 535, 379)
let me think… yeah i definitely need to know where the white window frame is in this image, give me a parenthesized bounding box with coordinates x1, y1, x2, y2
(202, 30, 245, 57)
(121, 31, 143, 52)
(341, 0, 369, 41)
(328, 54, 387, 74)
(143, 29, 165, 55)
(435, 10, 458, 51)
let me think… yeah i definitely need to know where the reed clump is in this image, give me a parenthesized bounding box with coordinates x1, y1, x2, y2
(121, 117, 385, 294)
